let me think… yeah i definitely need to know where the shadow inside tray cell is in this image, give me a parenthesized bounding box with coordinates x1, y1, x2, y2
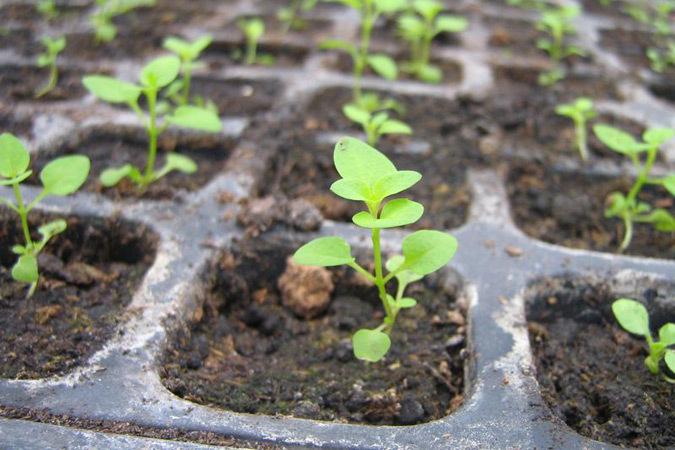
(161, 235, 470, 425)
(0, 209, 158, 380)
(0, 111, 32, 142)
(204, 41, 309, 69)
(525, 274, 675, 448)
(190, 77, 283, 116)
(0, 64, 87, 102)
(28, 126, 235, 201)
(506, 164, 675, 259)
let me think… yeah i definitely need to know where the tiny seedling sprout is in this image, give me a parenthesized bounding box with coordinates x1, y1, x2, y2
(90, 0, 156, 43)
(342, 103, 412, 145)
(278, 0, 318, 32)
(37, 0, 58, 20)
(35, 35, 66, 99)
(163, 35, 213, 106)
(237, 17, 274, 66)
(293, 137, 458, 362)
(536, 5, 585, 86)
(0, 133, 90, 297)
(82, 55, 223, 190)
(555, 97, 597, 161)
(612, 298, 675, 382)
(397, 0, 468, 83)
(593, 124, 675, 252)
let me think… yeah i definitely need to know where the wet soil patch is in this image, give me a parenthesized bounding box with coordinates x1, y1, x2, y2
(30, 128, 234, 201)
(161, 238, 468, 425)
(0, 64, 86, 102)
(62, 31, 163, 61)
(507, 164, 675, 259)
(527, 276, 675, 448)
(190, 77, 283, 116)
(204, 41, 309, 69)
(0, 210, 157, 379)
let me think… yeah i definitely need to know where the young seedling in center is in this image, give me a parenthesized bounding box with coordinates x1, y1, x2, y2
(83, 55, 223, 191)
(612, 298, 675, 382)
(293, 137, 458, 362)
(397, 0, 468, 83)
(555, 97, 597, 161)
(35, 35, 66, 98)
(0, 133, 90, 297)
(37, 0, 58, 20)
(593, 124, 675, 252)
(163, 35, 213, 106)
(536, 5, 585, 86)
(278, 0, 318, 32)
(342, 103, 412, 145)
(237, 17, 274, 66)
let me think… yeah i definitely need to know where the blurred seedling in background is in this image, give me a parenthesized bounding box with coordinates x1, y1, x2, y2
(612, 298, 675, 382)
(278, 0, 318, 32)
(593, 125, 675, 252)
(163, 35, 213, 107)
(35, 36, 66, 98)
(555, 97, 597, 161)
(82, 56, 222, 191)
(37, 0, 58, 20)
(90, 0, 156, 43)
(536, 5, 585, 86)
(293, 137, 458, 362)
(0, 133, 90, 297)
(342, 103, 411, 145)
(397, 0, 468, 83)
(236, 17, 275, 65)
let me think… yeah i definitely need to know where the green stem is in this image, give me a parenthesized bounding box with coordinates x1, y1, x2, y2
(35, 62, 58, 98)
(12, 183, 33, 249)
(371, 227, 394, 332)
(354, 0, 375, 103)
(348, 260, 375, 283)
(619, 213, 633, 253)
(245, 36, 257, 65)
(575, 118, 589, 161)
(143, 87, 159, 186)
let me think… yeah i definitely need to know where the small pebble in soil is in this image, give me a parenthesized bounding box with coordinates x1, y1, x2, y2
(278, 258, 334, 319)
(397, 398, 426, 425)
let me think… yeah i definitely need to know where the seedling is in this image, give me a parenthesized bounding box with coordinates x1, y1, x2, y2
(647, 41, 675, 74)
(321, 0, 406, 105)
(37, 0, 58, 20)
(397, 0, 468, 83)
(90, 0, 155, 43)
(35, 36, 66, 99)
(293, 137, 458, 362)
(237, 17, 274, 66)
(612, 298, 675, 382)
(342, 104, 411, 145)
(0, 133, 90, 297)
(536, 5, 585, 86)
(163, 35, 213, 106)
(82, 55, 222, 190)
(593, 124, 675, 252)
(506, 0, 547, 10)
(278, 0, 318, 32)
(555, 97, 597, 161)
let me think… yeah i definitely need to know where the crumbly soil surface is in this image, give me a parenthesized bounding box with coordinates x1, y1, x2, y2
(507, 164, 675, 259)
(0, 65, 86, 102)
(0, 211, 156, 379)
(29, 130, 233, 201)
(527, 276, 675, 448)
(204, 41, 309, 69)
(0, 111, 32, 141)
(0, 28, 41, 57)
(161, 238, 467, 425)
(599, 28, 675, 80)
(190, 77, 283, 116)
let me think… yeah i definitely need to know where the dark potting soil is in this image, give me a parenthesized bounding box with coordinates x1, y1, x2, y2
(507, 164, 675, 259)
(62, 31, 163, 61)
(224, 14, 333, 41)
(161, 238, 468, 425)
(204, 41, 309, 69)
(0, 211, 157, 379)
(527, 276, 675, 448)
(0, 28, 41, 57)
(0, 111, 32, 141)
(599, 28, 675, 80)
(190, 77, 283, 116)
(485, 16, 544, 59)
(0, 2, 90, 26)
(29, 129, 233, 201)
(0, 65, 87, 102)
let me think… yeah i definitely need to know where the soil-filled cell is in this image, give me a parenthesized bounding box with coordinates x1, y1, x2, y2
(204, 41, 309, 69)
(0, 210, 157, 379)
(0, 65, 86, 102)
(162, 237, 469, 425)
(190, 77, 283, 116)
(526, 276, 675, 448)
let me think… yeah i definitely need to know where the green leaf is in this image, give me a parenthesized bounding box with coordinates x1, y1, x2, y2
(161, 153, 197, 175)
(82, 75, 141, 104)
(163, 36, 191, 56)
(99, 164, 141, 187)
(612, 298, 650, 337)
(352, 198, 423, 229)
(399, 297, 417, 308)
(38, 219, 66, 241)
(319, 39, 357, 57)
(367, 54, 397, 80)
(352, 328, 391, 362)
(663, 175, 675, 196)
(379, 119, 412, 135)
(11, 245, 26, 255)
(293, 236, 354, 267)
(659, 323, 675, 346)
(593, 124, 646, 155)
(386, 255, 423, 285)
(40, 155, 90, 196)
(666, 350, 675, 374)
(604, 192, 627, 218)
(374, 0, 406, 13)
(140, 55, 181, 88)
(12, 254, 38, 283)
(334, 137, 396, 186)
(643, 128, 675, 146)
(401, 230, 458, 275)
(435, 15, 468, 33)
(372, 170, 421, 200)
(330, 178, 372, 202)
(418, 64, 442, 83)
(641, 209, 675, 232)
(342, 104, 370, 125)
(0, 170, 32, 186)
(167, 105, 222, 132)
(238, 18, 265, 40)
(0, 133, 30, 179)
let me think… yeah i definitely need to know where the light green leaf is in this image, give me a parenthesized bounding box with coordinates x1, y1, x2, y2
(334, 137, 396, 186)
(612, 298, 650, 337)
(374, 0, 406, 13)
(330, 178, 372, 201)
(593, 124, 646, 155)
(663, 175, 675, 196)
(401, 230, 458, 275)
(641, 209, 675, 232)
(643, 128, 675, 146)
(167, 105, 222, 132)
(379, 119, 412, 135)
(386, 255, 423, 285)
(435, 15, 468, 33)
(372, 170, 421, 200)
(140, 55, 181, 88)
(342, 104, 370, 125)
(666, 350, 675, 374)
(418, 64, 442, 83)
(0, 133, 30, 179)
(659, 323, 675, 346)
(399, 297, 417, 308)
(99, 164, 141, 187)
(40, 155, 90, 196)
(293, 236, 354, 267)
(12, 254, 38, 283)
(162, 153, 197, 175)
(0, 170, 31, 186)
(367, 54, 397, 80)
(352, 198, 423, 229)
(38, 219, 66, 241)
(82, 75, 141, 104)
(163, 36, 191, 56)
(352, 328, 391, 362)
